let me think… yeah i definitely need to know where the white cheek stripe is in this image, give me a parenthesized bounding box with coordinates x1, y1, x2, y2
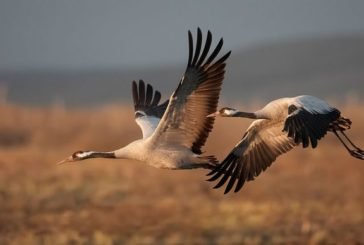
(226, 109, 238, 116)
(77, 152, 93, 158)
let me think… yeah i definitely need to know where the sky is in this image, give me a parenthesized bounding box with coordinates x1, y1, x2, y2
(1, 0, 364, 72)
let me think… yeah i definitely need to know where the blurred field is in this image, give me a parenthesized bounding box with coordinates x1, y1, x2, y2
(0, 100, 363, 244)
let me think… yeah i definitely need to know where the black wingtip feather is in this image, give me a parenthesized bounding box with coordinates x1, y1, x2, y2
(145, 84, 153, 105)
(138, 80, 145, 106)
(206, 154, 234, 177)
(151, 91, 161, 106)
(196, 31, 212, 67)
(301, 128, 309, 148)
(206, 167, 225, 181)
(132, 80, 168, 118)
(213, 161, 235, 190)
(191, 28, 203, 66)
(234, 178, 246, 193)
(204, 38, 223, 66)
(211, 50, 231, 67)
(207, 152, 242, 194)
(206, 158, 231, 182)
(187, 31, 193, 67)
(224, 160, 241, 194)
(132, 80, 138, 108)
(235, 159, 248, 193)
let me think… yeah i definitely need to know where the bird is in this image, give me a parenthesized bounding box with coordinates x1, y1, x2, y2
(58, 28, 231, 175)
(206, 95, 364, 194)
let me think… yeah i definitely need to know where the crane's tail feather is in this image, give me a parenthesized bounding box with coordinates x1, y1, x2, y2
(199, 155, 219, 167)
(333, 130, 364, 160)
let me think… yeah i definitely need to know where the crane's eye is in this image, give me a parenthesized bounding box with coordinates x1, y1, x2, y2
(72, 150, 90, 159)
(220, 107, 228, 113)
(221, 107, 232, 114)
(223, 108, 237, 116)
(72, 151, 83, 158)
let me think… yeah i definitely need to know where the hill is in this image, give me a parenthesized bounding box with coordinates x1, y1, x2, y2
(1, 35, 363, 106)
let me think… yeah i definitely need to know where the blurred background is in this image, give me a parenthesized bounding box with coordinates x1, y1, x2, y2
(0, 1, 364, 244)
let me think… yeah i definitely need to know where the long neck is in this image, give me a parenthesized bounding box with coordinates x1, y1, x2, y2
(85, 141, 138, 161)
(86, 151, 116, 159)
(235, 111, 257, 119)
(80, 148, 131, 161)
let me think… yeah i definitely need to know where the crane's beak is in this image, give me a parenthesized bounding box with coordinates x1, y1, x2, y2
(207, 112, 220, 118)
(57, 156, 74, 165)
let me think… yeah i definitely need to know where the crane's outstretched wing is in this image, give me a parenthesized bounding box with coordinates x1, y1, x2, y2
(150, 28, 231, 154)
(283, 98, 340, 148)
(207, 120, 296, 194)
(132, 80, 169, 138)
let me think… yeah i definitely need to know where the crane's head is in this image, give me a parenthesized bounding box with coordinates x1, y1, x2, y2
(57, 150, 93, 164)
(207, 107, 239, 117)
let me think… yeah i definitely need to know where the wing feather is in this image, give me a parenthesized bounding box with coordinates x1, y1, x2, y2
(150, 28, 231, 154)
(132, 80, 169, 138)
(284, 104, 340, 148)
(145, 84, 153, 105)
(208, 120, 297, 194)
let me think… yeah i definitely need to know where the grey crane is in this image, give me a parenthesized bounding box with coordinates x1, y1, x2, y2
(58, 29, 231, 178)
(207, 95, 364, 194)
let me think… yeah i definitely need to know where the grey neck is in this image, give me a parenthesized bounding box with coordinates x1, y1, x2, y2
(87, 151, 116, 159)
(235, 111, 257, 119)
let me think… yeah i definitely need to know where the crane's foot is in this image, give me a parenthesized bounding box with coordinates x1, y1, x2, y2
(350, 149, 364, 160)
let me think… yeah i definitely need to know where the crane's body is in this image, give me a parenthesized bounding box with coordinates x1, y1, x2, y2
(252, 95, 334, 120)
(111, 139, 210, 169)
(207, 95, 364, 194)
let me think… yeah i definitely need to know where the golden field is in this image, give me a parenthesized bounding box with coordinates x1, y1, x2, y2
(0, 100, 363, 244)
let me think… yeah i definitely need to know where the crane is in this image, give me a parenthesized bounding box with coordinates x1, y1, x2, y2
(58, 28, 231, 175)
(207, 95, 364, 194)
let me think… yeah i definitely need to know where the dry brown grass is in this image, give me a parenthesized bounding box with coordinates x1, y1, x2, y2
(0, 101, 363, 244)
